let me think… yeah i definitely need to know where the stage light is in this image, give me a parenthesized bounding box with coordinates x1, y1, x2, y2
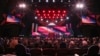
(53, 16, 55, 19)
(62, 14, 65, 16)
(49, 16, 51, 19)
(48, 22, 56, 26)
(18, 3, 26, 8)
(35, 16, 38, 19)
(58, 10, 61, 13)
(59, 33, 62, 35)
(48, 10, 51, 13)
(60, 19, 63, 21)
(53, 0, 55, 3)
(37, 14, 40, 16)
(44, 16, 47, 18)
(55, 20, 58, 23)
(68, 0, 71, 2)
(76, 3, 84, 9)
(52, 10, 55, 13)
(46, 0, 49, 3)
(63, 10, 66, 13)
(41, 18, 43, 21)
(53, 14, 56, 16)
(31, 0, 33, 2)
(46, 20, 49, 23)
(43, 14, 46, 16)
(60, 16, 63, 19)
(57, 14, 60, 16)
(74, 53, 79, 56)
(43, 10, 45, 13)
(56, 16, 59, 19)
(66, 17, 69, 20)
(36, 10, 39, 13)
(40, 16, 43, 19)
(47, 14, 50, 16)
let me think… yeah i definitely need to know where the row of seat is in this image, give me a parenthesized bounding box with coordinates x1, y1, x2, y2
(30, 48, 88, 56)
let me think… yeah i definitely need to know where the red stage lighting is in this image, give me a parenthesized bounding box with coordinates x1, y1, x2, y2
(37, 14, 40, 16)
(56, 16, 59, 19)
(47, 14, 50, 16)
(52, 16, 55, 19)
(40, 16, 43, 19)
(43, 14, 46, 16)
(44, 16, 47, 18)
(53, 14, 56, 16)
(60, 16, 63, 19)
(48, 10, 51, 13)
(63, 10, 66, 13)
(62, 14, 65, 16)
(49, 16, 51, 19)
(41, 18, 43, 21)
(43, 10, 45, 13)
(52, 10, 55, 13)
(57, 14, 60, 16)
(58, 10, 61, 13)
(36, 10, 39, 13)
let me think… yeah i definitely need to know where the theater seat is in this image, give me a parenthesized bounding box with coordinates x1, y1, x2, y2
(30, 48, 42, 56)
(43, 48, 56, 56)
(56, 48, 69, 56)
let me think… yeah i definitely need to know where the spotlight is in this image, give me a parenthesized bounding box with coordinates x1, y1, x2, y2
(36, 10, 39, 13)
(53, 14, 56, 16)
(68, 0, 71, 2)
(49, 16, 51, 19)
(63, 10, 66, 13)
(35, 16, 38, 19)
(47, 14, 50, 16)
(53, 16, 55, 19)
(60, 19, 63, 21)
(76, 3, 84, 9)
(40, 16, 43, 19)
(66, 17, 69, 20)
(43, 14, 46, 16)
(41, 18, 43, 21)
(48, 10, 51, 13)
(48, 22, 56, 26)
(52, 10, 55, 13)
(62, 14, 65, 16)
(60, 16, 63, 19)
(57, 14, 60, 16)
(55, 20, 58, 23)
(46, 0, 49, 3)
(58, 10, 61, 13)
(18, 3, 26, 8)
(53, 0, 55, 3)
(43, 10, 45, 13)
(44, 16, 47, 18)
(37, 14, 40, 16)
(56, 16, 59, 19)
(46, 20, 49, 23)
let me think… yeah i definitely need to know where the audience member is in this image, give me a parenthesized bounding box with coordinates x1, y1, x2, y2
(13, 38, 31, 56)
(83, 45, 100, 56)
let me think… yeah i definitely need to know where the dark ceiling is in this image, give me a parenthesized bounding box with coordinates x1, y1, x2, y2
(0, 0, 100, 24)
(0, 0, 100, 14)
